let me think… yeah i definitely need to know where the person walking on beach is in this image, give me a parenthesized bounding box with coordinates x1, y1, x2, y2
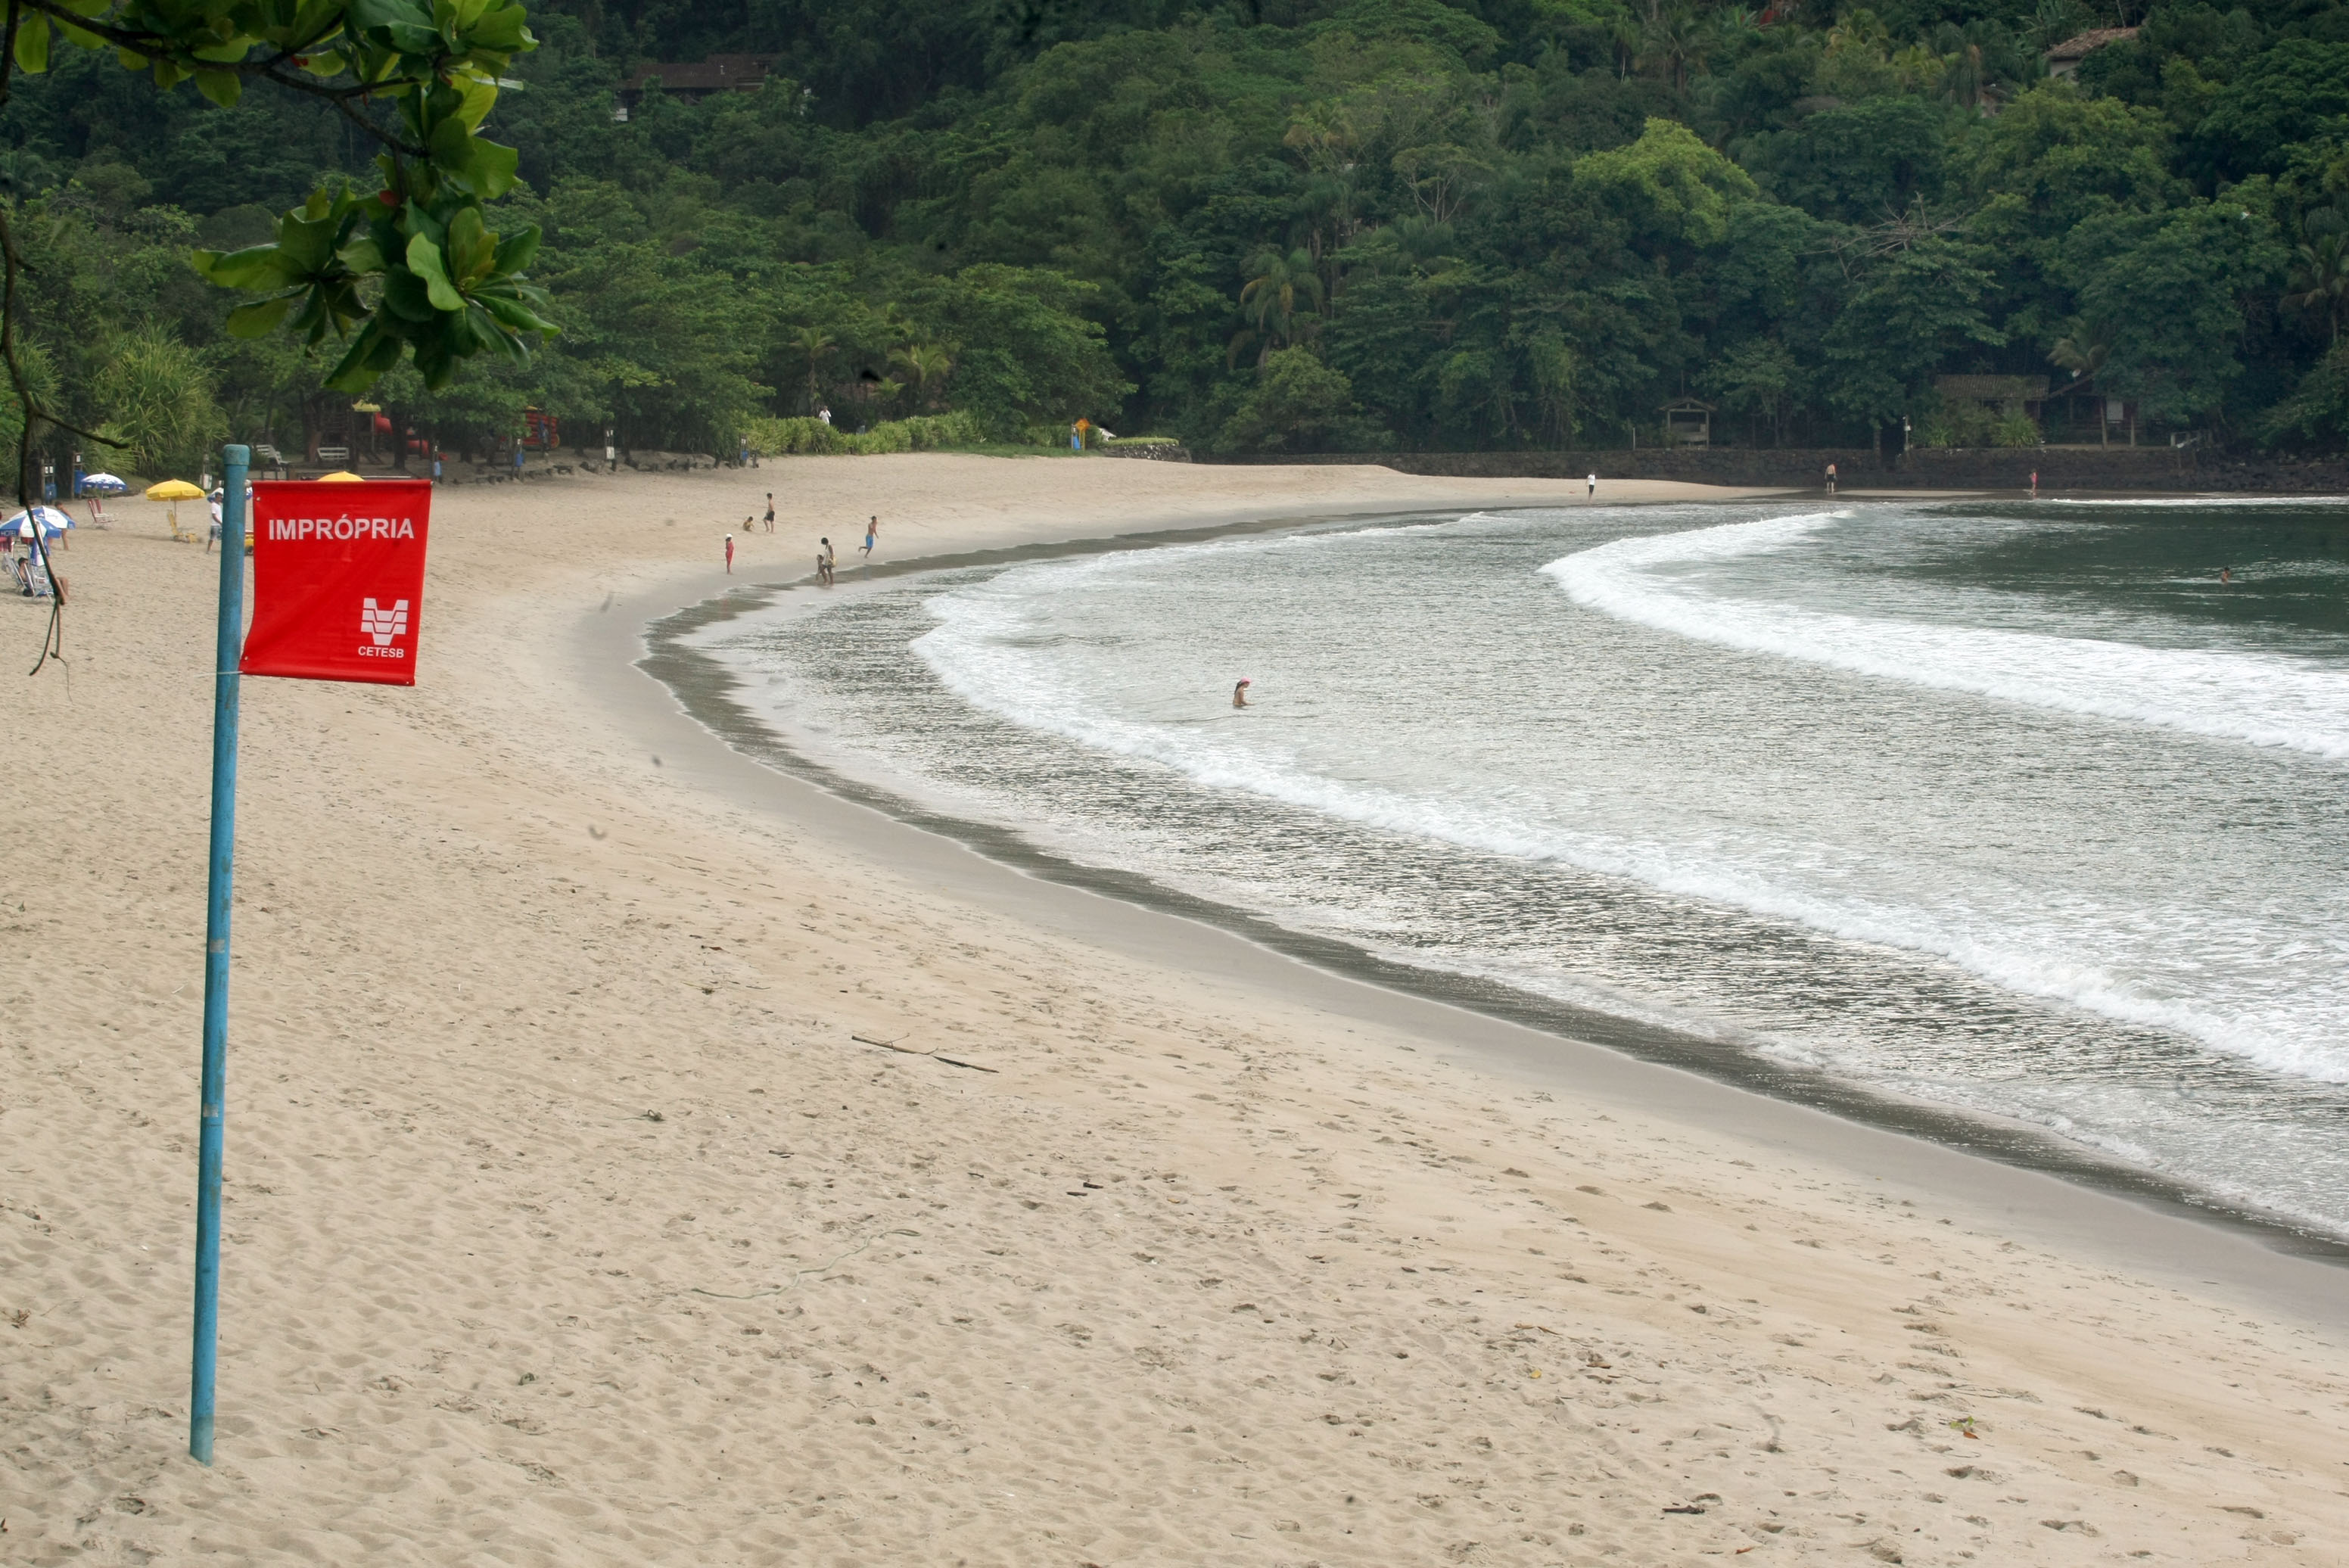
(1232, 678, 1251, 709)
(1587, 473, 1597, 497)
(860, 515, 878, 561)
(1825, 462, 1837, 496)
(725, 532, 735, 574)
(763, 493, 776, 534)
(818, 537, 835, 586)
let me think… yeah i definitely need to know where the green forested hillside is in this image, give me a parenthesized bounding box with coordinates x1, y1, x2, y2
(5, 0, 2347, 471)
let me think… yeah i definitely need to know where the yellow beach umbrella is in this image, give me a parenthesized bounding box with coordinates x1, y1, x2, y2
(148, 478, 207, 541)
(317, 471, 366, 482)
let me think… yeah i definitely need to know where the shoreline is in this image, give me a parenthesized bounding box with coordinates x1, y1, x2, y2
(18, 456, 2349, 1564)
(618, 502, 2349, 1327)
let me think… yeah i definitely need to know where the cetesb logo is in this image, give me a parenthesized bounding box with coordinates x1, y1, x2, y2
(359, 597, 410, 658)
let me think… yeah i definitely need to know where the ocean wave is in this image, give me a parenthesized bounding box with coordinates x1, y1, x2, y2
(912, 577, 2349, 1084)
(1542, 512, 2349, 761)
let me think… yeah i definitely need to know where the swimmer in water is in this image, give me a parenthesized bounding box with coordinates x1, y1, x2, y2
(1233, 678, 1252, 708)
(2220, 566, 2233, 584)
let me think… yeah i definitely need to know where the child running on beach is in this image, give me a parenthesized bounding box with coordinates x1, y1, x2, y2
(861, 515, 878, 560)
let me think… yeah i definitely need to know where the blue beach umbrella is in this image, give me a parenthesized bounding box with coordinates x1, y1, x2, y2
(3, 506, 74, 537)
(81, 471, 128, 494)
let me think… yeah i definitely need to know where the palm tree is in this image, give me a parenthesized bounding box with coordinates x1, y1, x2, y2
(2049, 319, 2114, 444)
(1636, 3, 1712, 92)
(2284, 213, 2349, 347)
(888, 343, 954, 409)
(1233, 248, 1325, 370)
(789, 326, 836, 415)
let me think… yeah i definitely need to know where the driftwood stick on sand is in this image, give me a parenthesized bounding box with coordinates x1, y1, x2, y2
(852, 1034, 999, 1072)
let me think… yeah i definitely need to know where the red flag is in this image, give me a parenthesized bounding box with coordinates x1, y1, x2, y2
(239, 480, 432, 685)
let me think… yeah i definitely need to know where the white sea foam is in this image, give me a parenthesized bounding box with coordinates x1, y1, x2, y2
(1542, 512, 2349, 761)
(913, 567, 2349, 1084)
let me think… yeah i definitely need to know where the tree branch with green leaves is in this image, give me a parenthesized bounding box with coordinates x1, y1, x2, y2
(2, 1, 552, 670)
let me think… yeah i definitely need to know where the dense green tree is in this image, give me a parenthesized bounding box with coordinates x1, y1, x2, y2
(1215, 345, 1374, 450)
(2065, 198, 2288, 427)
(5, 0, 2347, 468)
(1822, 236, 2004, 438)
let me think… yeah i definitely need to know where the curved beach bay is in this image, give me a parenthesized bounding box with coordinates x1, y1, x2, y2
(8, 456, 2347, 1565)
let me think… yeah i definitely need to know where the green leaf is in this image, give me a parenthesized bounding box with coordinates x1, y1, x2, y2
(468, 138, 518, 198)
(226, 297, 295, 338)
(276, 212, 338, 275)
(14, 17, 49, 75)
(325, 328, 387, 393)
(428, 115, 474, 177)
(446, 206, 493, 283)
(465, 5, 531, 51)
(192, 245, 295, 291)
(337, 235, 388, 274)
(477, 292, 555, 334)
(194, 70, 242, 108)
(350, 0, 435, 34)
(490, 223, 540, 275)
(381, 266, 439, 322)
(383, 21, 442, 54)
(406, 232, 465, 312)
(454, 72, 498, 129)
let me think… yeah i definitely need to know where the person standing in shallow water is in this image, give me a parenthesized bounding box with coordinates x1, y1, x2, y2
(724, 532, 734, 574)
(1233, 678, 1251, 708)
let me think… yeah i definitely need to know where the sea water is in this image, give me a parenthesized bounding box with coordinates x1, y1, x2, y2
(700, 499, 2349, 1234)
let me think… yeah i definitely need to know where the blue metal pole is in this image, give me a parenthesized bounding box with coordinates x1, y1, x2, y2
(190, 443, 250, 1467)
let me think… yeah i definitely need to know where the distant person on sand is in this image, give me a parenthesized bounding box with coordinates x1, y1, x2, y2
(1825, 462, 1837, 496)
(763, 493, 775, 533)
(818, 537, 835, 586)
(2030, 470, 2039, 499)
(725, 532, 735, 574)
(1233, 678, 1251, 708)
(861, 515, 878, 560)
(1587, 473, 1596, 497)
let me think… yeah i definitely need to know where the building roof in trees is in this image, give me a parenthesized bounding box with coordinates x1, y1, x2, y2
(621, 54, 778, 104)
(2044, 28, 2138, 69)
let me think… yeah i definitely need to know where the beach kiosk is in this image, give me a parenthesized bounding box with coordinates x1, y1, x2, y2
(1659, 397, 1716, 446)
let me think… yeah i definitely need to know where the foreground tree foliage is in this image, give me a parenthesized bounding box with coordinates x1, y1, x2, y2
(0, 0, 552, 494)
(5, 0, 2349, 465)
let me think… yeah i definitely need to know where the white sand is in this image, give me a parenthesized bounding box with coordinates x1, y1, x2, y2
(6, 456, 2346, 1565)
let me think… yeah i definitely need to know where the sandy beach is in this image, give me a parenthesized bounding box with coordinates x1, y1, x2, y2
(8, 454, 2348, 1566)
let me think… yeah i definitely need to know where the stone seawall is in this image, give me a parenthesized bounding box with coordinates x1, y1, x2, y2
(1202, 447, 2349, 493)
